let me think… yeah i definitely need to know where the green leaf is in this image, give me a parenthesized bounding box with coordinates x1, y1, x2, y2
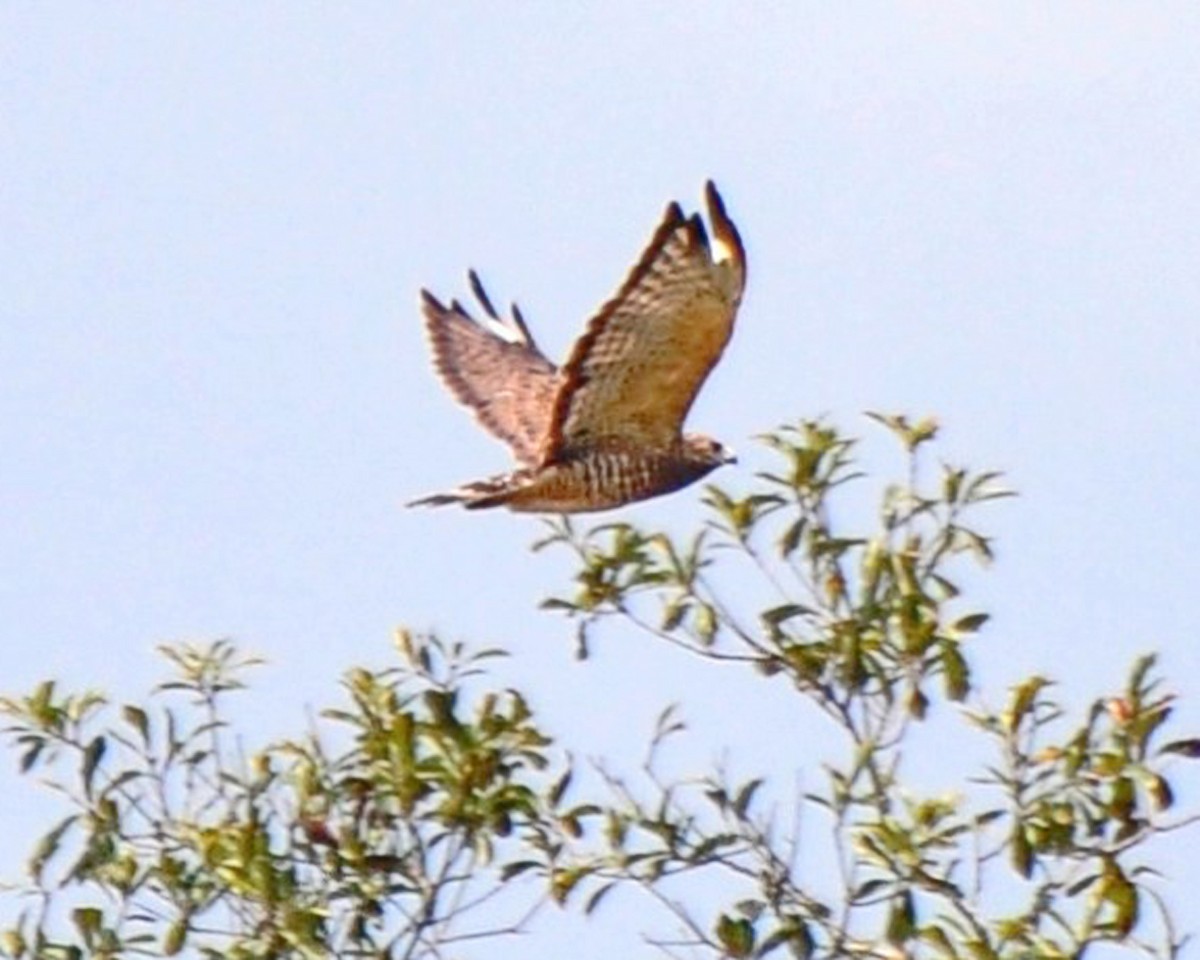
(852, 878, 891, 902)
(18, 736, 46, 774)
(733, 778, 764, 818)
(951, 613, 989, 634)
(121, 705, 150, 745)
(29, 815, 78, 882)
(761, 604, 813, 629)
(71, 907, 103, 946)
(549, 769, 573, 808)
(918, 924, 957, 958)
(694, 602, 718, 646)
(584, 881, 616, 915)
(885, 890, 916, 944)
(1104, 868, 1139, 937)
(715, 914, 755, 958)
(1159, 738, 1200, 758)
(500, 860, 540, 882)
(758, 919, 814, 959)
(941, 641, 970, 702)
(0, 929, 27, 957)
(29, 680, 57, 723)
(964, 470, 1014, 503)
(907, 685, 929, 720)
(1128, 701, 1173, 755)
(661, 599, 690, 631)
(1127, 653, 1158, 697)
(550, 868, 584, 904)
(943, 467, 965, 504)
(1143, 772, 1174, 811)
(866, 411, 938, 451)
(1010, 824, 1033, 878)
(539, 597, 578, 613)
(82, 736, 107, 799)
(1066, 873, 1100, 897)
(163, 919, 188, 956)
(1004, 676, 1051, 733)
(778, 519, 805, 558)
(1109, 776, 1136, 822)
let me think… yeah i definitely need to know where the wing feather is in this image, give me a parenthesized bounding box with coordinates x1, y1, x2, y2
(541, 181, 746, 464)
(421, 276, 560, 466)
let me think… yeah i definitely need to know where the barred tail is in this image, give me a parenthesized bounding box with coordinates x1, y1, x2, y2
(406, 473, 519, 510)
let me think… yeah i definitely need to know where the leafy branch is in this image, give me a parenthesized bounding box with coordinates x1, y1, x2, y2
(532, 416, 1198, 959)
(3, 415, 1197, 960)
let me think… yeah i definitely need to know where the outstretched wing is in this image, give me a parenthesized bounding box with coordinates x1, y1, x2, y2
(422, 271, 560, 466)
(542, 181, 746, 464)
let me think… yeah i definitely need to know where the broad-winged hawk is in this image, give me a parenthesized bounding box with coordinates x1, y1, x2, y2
(409, 181, 746, 513)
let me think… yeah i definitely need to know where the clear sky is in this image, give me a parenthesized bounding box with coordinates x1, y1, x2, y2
(3, 5, 1200, 957)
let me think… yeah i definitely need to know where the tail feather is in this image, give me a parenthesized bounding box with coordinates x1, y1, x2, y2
(405, 491, 467, 508)
(406, 473, 520, 510)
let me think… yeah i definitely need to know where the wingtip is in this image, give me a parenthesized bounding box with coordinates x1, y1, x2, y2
(420, 289, 470, 356)
(703, 179, 746, 276)
(467, 269, 501, 320)
(420, 288, 447, 316)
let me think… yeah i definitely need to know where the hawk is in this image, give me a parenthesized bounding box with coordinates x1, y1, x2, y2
(408, 181, 746, 513)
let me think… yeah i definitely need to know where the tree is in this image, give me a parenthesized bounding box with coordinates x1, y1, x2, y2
(3, 417, 1198, 959)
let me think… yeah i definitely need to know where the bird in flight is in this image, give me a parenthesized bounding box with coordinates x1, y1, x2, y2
(409, 181, 746, 513)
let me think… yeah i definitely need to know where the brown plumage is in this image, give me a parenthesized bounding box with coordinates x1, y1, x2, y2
(409, 181, 746, 513)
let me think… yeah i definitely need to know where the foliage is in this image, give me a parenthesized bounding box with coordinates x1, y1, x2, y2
(3, 416, 1198, 959)
(530, 416, 1200, 958)
(0, 635, 565, 959)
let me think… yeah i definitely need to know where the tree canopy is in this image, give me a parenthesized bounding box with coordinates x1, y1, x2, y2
(3, 417, 1198, 959)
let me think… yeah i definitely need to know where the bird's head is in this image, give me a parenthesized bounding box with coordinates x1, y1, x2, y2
(683, 433, 737, 469)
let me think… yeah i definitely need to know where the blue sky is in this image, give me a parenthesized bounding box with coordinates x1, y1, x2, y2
(3, 5, 1200, 956)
